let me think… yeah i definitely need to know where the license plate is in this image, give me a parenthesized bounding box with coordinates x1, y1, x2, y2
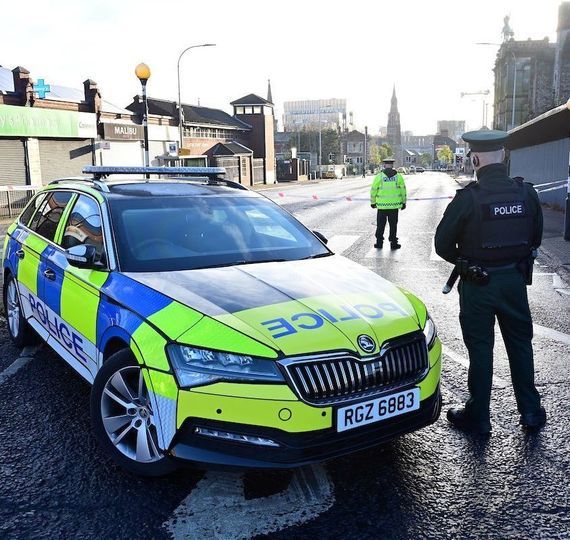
(337, 388, 420, 432)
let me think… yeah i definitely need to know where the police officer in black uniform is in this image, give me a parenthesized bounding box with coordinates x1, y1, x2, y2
(435, 129, 546, 434)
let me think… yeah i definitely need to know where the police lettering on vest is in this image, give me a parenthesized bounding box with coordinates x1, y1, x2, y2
(487, 201, 526, 219)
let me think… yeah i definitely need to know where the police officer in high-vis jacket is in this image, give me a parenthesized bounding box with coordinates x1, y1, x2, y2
(370, 157, 407, 249)
(435, 129, 546, 435)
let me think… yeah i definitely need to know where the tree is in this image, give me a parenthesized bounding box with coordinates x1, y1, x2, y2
(436, 145, 454, 165)
(420, 152, 432, 166)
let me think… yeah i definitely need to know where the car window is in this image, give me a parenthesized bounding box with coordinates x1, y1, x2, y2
(109, 195, 331, 272)
(28, 191, 73, 242)
(19, 193, 47, 226)
(61, 195, 105, 260)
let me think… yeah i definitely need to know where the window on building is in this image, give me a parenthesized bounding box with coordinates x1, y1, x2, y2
(241, 157, 248, 177)
(253, 106, 262, 114)
(235, 106, 245, 114)
(244, 107, 253, 114)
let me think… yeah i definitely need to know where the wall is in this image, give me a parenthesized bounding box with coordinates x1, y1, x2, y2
(509, 138, 569, 207)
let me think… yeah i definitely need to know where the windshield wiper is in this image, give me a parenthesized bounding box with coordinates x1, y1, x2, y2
(192, 259, 287, 270)
(299, 252, 333, 260)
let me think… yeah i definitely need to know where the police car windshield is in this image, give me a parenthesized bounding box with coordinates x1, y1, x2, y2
(109, 195, 330, 272)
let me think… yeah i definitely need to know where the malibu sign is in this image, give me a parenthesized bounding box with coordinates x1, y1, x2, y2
(102, 122, 143, 141)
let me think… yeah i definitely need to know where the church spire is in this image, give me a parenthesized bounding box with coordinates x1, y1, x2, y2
(387, 84, 402, 150)
(267, 78, 273, 104)
(390, 85, 398, 110)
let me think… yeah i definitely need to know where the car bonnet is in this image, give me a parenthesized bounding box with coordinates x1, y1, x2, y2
(124, 255, 422, 357)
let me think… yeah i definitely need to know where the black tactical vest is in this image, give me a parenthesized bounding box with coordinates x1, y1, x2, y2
(458, 179, 534, 265)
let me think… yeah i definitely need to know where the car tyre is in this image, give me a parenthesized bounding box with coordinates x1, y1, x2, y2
(91, 349, 178, 477)
(3, 273, 36, 348)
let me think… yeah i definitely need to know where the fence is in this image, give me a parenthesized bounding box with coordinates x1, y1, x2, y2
(0, 186, 40, 219)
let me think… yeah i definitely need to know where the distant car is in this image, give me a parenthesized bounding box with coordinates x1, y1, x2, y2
(416, 167, 425, 173)
(3, 166, 442, 475)
(397, 167, 408, 174)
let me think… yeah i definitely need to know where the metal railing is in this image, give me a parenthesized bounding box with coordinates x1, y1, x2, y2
(0, 186, 40, 219)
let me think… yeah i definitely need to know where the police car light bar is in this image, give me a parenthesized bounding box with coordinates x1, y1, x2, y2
(82, 166, 226, 179)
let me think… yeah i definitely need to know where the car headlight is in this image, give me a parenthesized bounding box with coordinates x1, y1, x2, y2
(167, 345, 284, 388)
(423, 314, 437, 350)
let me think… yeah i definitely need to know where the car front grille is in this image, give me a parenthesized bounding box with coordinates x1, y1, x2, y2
(280, 334, 429, 405)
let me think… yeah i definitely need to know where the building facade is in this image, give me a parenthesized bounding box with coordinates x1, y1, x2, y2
(282, 98, 348, 132)
(0, 66, 97, 186)
(436, 120, 465, 142)
(493, 2, 570, 131)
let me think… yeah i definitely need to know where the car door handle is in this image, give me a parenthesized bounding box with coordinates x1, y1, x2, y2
(15, 249, 25, 260)
(43, 269, 56, 281)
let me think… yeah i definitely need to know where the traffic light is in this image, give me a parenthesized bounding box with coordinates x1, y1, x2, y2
(328, 153, 335, 164)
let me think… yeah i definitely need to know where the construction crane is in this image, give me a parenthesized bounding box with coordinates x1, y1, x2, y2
(460, 90, 491, 128)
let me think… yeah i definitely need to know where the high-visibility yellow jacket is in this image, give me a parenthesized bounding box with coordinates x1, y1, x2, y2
(370, 171, 407, 210)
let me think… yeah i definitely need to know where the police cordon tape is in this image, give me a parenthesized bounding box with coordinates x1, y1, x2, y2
(272, 179, 567, 202)
(274, 193, 454, 202)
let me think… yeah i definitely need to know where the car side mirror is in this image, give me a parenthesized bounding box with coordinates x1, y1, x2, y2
(313, 230, 328, 244)
(65, 244, 97, 269)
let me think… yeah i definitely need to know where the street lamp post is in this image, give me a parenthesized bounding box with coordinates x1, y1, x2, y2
(318, 108, 322, 179)
(135, 63, 151, 175)
(177, 43, 216, 154)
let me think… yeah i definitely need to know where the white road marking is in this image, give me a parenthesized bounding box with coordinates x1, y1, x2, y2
(327, 234, 360, 255)
(0, 344, 40, 385)
(533, 324, 570, 346)
(444, 348, 508, 389)
(164, 464, 334, 539)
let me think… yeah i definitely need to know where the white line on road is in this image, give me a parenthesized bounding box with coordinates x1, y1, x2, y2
(444, 347, 508, 389)
(0, 345, 40, 385)
(327, 234, 361, 255)
(533, 324, 570, 345)
(164, 464, 334, 539)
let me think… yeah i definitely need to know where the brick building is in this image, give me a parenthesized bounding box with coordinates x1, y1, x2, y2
(493, 2, 570, 131)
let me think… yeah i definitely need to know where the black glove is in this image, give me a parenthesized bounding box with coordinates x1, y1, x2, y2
(401, 203, 406, 210)
(371, 204, 377, 209)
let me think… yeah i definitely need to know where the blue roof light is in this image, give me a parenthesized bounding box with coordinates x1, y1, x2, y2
(82, 166, 226, 177)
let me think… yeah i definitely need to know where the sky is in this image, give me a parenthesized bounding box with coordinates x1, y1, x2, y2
(0, 0, 564, 135)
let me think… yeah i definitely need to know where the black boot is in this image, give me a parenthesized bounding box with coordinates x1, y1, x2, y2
(519, 406, 546, 430)
(374, 242, 383, 249)
(447, 408, 491, 434)
(390, 242, 401, 250)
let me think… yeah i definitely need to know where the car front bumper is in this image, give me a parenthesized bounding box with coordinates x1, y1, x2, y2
(169, 385, 441, 468)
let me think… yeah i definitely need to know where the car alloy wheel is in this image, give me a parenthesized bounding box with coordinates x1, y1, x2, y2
(100, 366, 163, 463)
(6, 279, 20, 338)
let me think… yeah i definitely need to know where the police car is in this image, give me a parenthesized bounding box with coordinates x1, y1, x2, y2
(2, 166, 441, 475)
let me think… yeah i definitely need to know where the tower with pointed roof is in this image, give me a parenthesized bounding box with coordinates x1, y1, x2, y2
(387, 86, 402, 148)
(267, 78, 273, 104)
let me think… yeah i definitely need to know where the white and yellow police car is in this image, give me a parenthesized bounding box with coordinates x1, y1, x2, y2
(3, 167, 441, 475)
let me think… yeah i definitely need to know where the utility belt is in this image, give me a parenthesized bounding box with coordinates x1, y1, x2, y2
(442, 252, 537, 294)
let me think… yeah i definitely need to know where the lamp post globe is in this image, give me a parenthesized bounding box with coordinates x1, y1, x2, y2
(135, 63, 151, 173)
(135, 63, 151, 82)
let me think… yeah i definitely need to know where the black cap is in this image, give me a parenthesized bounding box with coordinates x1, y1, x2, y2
(461, 129, 508, 153)
(382, 157, 395, 163)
